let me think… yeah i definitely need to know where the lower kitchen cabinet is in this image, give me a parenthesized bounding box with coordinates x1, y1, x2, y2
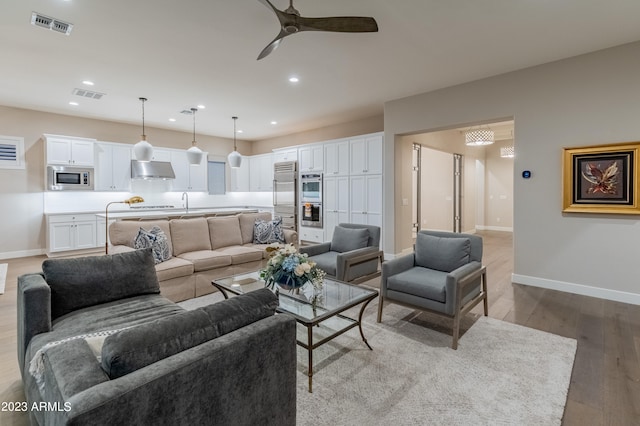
(47, 214, 98, 255)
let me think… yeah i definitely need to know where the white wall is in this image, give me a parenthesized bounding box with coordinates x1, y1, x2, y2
(384, 41, 640, 304)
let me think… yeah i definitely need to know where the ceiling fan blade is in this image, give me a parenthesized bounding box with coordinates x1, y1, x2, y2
(257, 0, 294, 25)
(257, 30, 289, 60)
(298, 16, 378, 33)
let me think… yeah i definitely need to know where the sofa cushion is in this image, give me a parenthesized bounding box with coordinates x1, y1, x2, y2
(101, 309, 215, 379)
(330, 226, 369, 253)
(133, 226, 172, 264)
(154, 257, 194, 281)
(198, 288, 279, 336)
(213, 246, 264, 264)
(177, 250, 232, 272)
(101, 288, 278, 379)
(42, 249, 160, 320)
(170, 218, 212, 256)
(308, 251, 338, 277)
(415, 233, 471, 273)
(238, 212, 273, 244)
(253, 217, 285, 244)
(386, 266, 447, 303)
(208, 216, 243, 249)
(109, 219, 172, 253)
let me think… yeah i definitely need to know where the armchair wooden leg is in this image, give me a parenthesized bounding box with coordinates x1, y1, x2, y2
(482, 269, 489, 316)
(452, 313, 460, 350)
(377, 295, 384, 323)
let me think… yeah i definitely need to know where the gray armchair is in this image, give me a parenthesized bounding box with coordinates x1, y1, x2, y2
(377, 230, 488, 349)
(299, 223, 383, 284)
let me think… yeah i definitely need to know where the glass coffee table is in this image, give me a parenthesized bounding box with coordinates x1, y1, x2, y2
(212, 272, 378, 392)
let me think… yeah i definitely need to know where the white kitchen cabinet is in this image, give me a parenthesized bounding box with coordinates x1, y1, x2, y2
(95, 142, 132, 191)
(324, 140, 350, 176)
(171, 150, 208, 191)
(249, 153, 274, 192)
(299, 145, 323, 172)
(47, 214, 98, 254)
(349, 174, 383, 228)
(299, 227, 324, 244)
(273, 148, 298, 163)
(324, 176, 350, 241)
(229, 156, 250, 191)
(349, 134, 383, 175)
(45, 134, 95, 166)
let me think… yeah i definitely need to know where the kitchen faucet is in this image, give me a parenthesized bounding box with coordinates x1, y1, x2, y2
(181, 192, 189, 212)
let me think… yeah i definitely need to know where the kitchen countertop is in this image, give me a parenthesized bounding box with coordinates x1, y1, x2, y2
(46, 207, 267, 219)
(96, 207, 260, 219)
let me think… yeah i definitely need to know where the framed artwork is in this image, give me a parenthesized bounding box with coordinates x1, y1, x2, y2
(562, 142, 640, 214)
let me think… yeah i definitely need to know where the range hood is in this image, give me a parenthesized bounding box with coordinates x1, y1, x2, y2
(131, 160, 176, 180)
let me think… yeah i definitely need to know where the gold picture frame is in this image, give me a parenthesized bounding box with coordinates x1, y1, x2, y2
(563, 142, 640, 214)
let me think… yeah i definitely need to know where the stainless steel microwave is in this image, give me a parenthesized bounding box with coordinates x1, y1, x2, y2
(47, 165, 94, 190)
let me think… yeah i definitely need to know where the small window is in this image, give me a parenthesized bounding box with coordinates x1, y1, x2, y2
(208, 161, 226, 195)
(0, 135, 25, 169)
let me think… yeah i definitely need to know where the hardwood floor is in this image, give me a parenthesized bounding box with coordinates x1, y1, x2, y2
(0, 231, 638, 425)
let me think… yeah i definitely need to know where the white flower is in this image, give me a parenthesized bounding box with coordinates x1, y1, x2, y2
(294, 264, 305, 276)
(301, 263, 311, 272)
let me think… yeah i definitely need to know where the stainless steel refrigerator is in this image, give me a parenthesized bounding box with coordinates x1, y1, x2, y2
(273, 161, 298, 231)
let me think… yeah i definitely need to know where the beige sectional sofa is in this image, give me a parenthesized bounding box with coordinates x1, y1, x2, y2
(108, 212, 297, 302)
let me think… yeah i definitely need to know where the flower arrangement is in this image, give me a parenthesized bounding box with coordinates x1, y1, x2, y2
(260, 243, 325, 291)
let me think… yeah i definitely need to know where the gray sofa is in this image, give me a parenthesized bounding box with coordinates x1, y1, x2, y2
(17, 249, 297, 426)
(109, 212, 297, 302)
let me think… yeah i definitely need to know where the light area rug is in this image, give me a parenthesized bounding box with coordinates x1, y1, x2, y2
(179, 293, 577, 426)
(0, 263, 7, 294)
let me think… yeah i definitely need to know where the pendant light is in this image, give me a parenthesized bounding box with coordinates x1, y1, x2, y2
(227, 116, 242, 168)
(186, 107, 204, 165)
(133, 97, 154, 162)
(464, 127, 494, 146)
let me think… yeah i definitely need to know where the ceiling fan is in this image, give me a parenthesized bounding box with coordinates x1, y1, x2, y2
(257, 0, 378, 60)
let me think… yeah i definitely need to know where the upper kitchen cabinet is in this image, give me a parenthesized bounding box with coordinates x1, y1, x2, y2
(324, 140, 350, 176)
(45, 134, 96, 166)
(95, 142, 132, 191)
(170, 150, 208, 192)
(349, 133, 383, 175)
(249, 153, 274, 192)
(299, 145, 323, 172)
(229, 155, 250, 192)
(273, 148, 298, 163)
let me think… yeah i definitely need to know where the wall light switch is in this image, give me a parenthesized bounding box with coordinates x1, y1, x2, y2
(402, 198, 409, 206)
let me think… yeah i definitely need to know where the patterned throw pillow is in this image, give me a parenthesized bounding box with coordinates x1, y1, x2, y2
(253, 217, 285, 244)
(133, 226, 172, 264)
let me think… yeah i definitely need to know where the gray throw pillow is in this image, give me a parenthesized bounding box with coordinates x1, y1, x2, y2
(415, 233, 471, 272)
(330, 226, 369, 253)
(133, 226, 172, 264)
(101, 288, 278, 379)
(253, 217, 285, 244)
(101, 309, 215, 379)
(42, 249, 160, 320)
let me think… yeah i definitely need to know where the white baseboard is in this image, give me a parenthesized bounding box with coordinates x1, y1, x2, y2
(476, 225, 513, 232)
(512, 273, 640, 306)
(0, 248, 45, 261)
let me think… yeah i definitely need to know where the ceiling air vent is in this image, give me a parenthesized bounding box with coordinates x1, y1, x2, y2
(72, 88, 106, 100)
(31, 12, 73, 35)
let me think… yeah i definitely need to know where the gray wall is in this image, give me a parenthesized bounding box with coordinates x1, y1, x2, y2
(384, 41, 640, 304)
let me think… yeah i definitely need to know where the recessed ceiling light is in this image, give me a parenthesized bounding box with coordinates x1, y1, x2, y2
(288, 76, 299, 83)
(68, 101, 78, 106)
(271, 121, 278, 125)
(197, 104, 205, 109)
(237, 130, 243, 134)
(82, 80, 94, 86)
(169, 118, 176, 122)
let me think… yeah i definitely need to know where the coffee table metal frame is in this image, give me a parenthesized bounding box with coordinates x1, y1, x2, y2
(212, 272, 378, 392)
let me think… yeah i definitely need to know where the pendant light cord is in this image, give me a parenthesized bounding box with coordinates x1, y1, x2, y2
(191, 108, 197, 144)
(232, 116, 238, 151)
(139, 97, 147, 138)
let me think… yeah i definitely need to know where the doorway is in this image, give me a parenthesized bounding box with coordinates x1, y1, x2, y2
(407, 120, 515, 238)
